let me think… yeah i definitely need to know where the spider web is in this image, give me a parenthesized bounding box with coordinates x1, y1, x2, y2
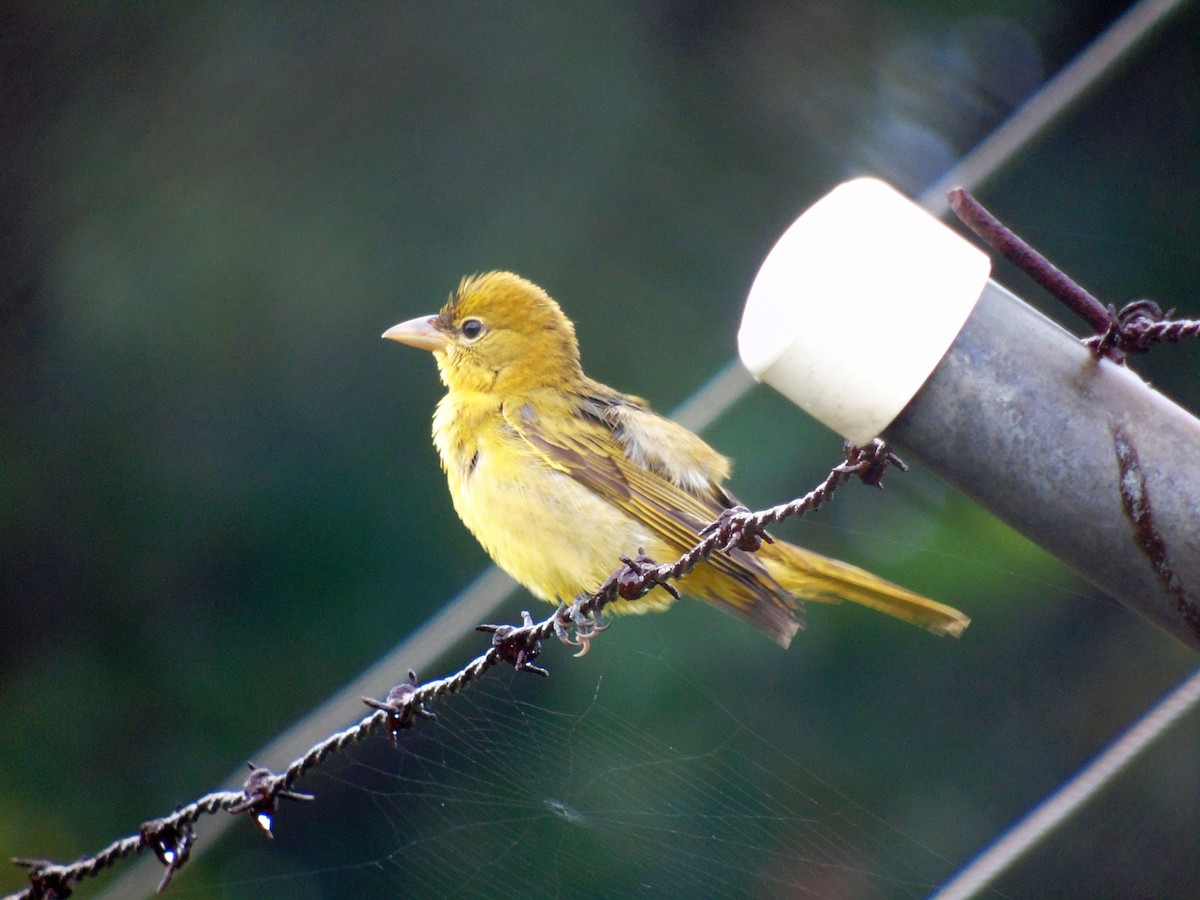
(187, 637, 958, 900)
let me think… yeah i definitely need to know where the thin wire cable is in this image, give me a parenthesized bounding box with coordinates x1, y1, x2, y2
(101, 1, 1192, 895)
(930, 666, 1200, 900)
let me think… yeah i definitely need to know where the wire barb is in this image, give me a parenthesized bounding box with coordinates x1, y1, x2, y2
(838, 439, 907, 488)
(227, 764, 316, 839)
(476, 611, 550, 677)
(702, 507, 773, 553)
(139, 816, 193, 894)
(362, 670, 438, 747)
(11, 859, 73, 900)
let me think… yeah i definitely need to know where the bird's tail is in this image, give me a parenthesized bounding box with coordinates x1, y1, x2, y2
(762, 540, 970, 637)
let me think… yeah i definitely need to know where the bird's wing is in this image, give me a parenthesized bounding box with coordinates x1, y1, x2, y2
(501, 393, 783, 597)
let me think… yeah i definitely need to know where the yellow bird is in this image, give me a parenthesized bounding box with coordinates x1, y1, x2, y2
(384, 271, 969, 648)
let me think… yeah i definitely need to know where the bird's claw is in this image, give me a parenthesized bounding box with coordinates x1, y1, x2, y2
(552, 612, 574, 646)
(554, 598, 610, 657)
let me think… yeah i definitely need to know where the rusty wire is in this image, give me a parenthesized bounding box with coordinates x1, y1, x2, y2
(948, 187, 1200, 362)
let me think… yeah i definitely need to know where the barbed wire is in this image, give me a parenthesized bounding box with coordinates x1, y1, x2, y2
(5, 439, 901, 900)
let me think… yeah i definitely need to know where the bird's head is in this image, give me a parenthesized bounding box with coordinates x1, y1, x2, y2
(384, 271, 583, 394)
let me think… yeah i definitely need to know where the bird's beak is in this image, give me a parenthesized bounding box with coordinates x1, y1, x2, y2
(381, 315, 449, 352)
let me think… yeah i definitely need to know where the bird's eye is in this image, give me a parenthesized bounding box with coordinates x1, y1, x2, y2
(461, 318, 484, 341)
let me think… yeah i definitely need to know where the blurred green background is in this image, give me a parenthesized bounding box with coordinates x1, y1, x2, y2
(2, 2, 1198, 897)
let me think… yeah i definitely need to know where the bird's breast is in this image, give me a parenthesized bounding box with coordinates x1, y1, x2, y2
(432, 395, 659, 602)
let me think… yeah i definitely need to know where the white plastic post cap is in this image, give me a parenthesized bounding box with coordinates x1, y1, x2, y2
(739, 177, 991, 445)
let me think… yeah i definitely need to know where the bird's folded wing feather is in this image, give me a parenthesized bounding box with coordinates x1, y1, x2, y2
(502, 393, 783, 598)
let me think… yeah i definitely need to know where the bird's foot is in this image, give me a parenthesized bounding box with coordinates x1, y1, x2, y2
(554, 597, 610, 657)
